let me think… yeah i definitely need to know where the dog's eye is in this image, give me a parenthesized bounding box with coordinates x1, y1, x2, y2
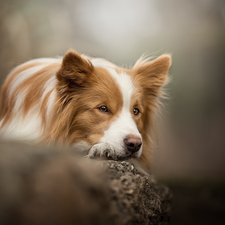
(133, 108, 140, 115)
(99, 105, 108, 113)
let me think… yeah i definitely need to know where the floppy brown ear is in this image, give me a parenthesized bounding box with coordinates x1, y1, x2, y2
(134, 54, 171, 95)
(57, 49, 93, 86)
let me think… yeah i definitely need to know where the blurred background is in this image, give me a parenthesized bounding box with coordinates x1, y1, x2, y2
(0, 0, 225, 224)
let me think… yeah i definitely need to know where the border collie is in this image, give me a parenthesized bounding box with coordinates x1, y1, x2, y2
(0, 49, 171, 174)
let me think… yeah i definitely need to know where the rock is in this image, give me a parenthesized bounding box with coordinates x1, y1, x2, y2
(103, 160, 172, 225)
(0, 140, 172, 225)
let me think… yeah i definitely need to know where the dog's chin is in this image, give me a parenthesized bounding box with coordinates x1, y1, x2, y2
(117, 152, 140, 161)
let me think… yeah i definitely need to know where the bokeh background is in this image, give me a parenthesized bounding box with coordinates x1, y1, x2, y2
(0, 0, 225, 224)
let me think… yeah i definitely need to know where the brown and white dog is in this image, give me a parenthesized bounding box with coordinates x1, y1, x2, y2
(0, 49, 171, 174)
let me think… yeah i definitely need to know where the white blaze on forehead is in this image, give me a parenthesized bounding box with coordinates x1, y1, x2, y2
(107, 68, 134, 109)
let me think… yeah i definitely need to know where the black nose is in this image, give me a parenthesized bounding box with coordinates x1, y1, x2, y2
(124, 135, 142, 153)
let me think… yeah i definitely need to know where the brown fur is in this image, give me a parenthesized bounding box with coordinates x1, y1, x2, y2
(0, 49, 171, 173)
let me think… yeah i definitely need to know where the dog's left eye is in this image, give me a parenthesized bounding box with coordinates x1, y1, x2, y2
(99, 105, 108, 113)
(133, 108, 140, 115)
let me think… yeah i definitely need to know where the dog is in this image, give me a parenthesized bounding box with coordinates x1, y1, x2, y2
(0, 49, 171, 174)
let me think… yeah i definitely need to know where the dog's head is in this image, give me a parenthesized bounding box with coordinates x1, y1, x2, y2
(53, 50, 171, 162)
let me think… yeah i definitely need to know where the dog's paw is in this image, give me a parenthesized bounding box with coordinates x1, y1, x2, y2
(86, 143, 117, 160)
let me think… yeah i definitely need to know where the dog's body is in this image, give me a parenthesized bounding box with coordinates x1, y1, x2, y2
(0, 50, 171, 173)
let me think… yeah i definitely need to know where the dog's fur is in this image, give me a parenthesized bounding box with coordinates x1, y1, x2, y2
(0, 49, 171, 174)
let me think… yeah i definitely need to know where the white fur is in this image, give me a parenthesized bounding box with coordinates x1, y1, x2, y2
(0, 105, 42, 142)
(88, 142, 117, 160)
(90, 58, 117, 68)
(21, 58, 62, 66)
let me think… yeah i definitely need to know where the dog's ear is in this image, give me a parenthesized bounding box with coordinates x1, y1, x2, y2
(133, 54, 171, 95)
(57, 49, 93, 86)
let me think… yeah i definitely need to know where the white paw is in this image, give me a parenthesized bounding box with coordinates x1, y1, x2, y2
(86, 143, 117, 160)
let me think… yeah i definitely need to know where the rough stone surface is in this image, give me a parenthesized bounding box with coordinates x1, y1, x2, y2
(0, 140, 172, 225)
(103, 160, 172, 225)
